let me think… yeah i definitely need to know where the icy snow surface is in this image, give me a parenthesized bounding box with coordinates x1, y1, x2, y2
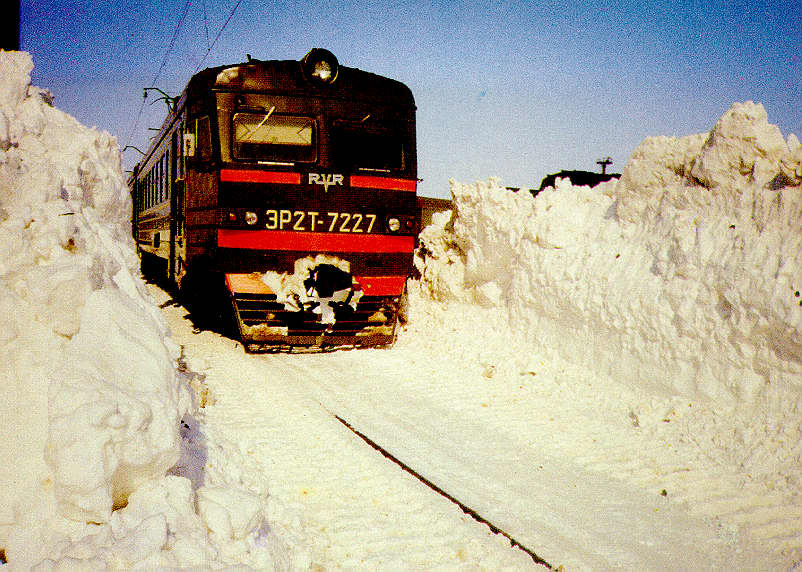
(2, 46, 802, 570)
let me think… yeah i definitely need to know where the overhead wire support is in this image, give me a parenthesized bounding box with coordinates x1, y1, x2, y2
(122, 145, 145, 155)
(143, 87, 178, 114)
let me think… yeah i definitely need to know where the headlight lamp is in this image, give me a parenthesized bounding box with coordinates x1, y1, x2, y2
(244, 211, 258, 225)
(302, 48, 339, 84)
(312, 60, 333, 81)
(387, 217, 401, 232)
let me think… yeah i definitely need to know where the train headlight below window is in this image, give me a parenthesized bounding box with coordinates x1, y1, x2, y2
(302, 48, 339, 84)
(245, 211, 258, 225)
(387, 217, 401, 232)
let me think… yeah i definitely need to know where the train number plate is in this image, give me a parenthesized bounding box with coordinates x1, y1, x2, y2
(264, 209, 377, 233)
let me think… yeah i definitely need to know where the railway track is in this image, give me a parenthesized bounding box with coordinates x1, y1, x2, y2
(187, 348, 540, 568)
(156, 285, 792, 569)
(331, 412, 550, 567)
(161, 302, 540, 566)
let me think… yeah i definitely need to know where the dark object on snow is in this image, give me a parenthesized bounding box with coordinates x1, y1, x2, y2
(536, 170, 621, 194)
(305, 264, 353, 298)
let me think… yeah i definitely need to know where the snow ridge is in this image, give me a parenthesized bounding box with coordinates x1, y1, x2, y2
(416, 102, 802, 493)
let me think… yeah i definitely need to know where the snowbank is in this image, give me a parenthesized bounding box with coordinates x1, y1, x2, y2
(416, 101, 802, 489)
(0, 52, 287, 568)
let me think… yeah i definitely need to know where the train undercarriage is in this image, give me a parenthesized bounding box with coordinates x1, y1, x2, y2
(224, 255, 406, 352)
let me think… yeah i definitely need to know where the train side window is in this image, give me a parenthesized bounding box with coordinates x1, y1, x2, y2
(157, 157, 161, 203)
(196, 116, 212, 161)
(161, 153, 167, 201)
(177, 123, 185, 180)
(165, 149, 171, 198)
(162, 154, 167, 201)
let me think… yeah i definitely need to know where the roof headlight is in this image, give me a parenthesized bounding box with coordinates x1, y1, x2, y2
(302, 48, 339, 85)
(312, 59, 334, 81)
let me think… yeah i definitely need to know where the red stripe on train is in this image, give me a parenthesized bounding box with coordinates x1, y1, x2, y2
(350, 175, 417, 192)
(220, 169, 301, 184)
(218, 229, 415, 253)
(225, 272, 406, 297)
(354, 275, 407, 296)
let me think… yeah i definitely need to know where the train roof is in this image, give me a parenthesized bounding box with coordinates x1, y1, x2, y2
(185, 50, 416, 108)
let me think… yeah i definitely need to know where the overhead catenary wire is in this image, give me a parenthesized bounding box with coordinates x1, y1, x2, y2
(124, 0, 244, 156)
(193, 0, 244, 73)
(202, 0, 210, 49)
(123, 0, 195, 150)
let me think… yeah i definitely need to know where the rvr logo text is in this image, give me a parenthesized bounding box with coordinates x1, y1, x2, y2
(308, 173, 344, 191)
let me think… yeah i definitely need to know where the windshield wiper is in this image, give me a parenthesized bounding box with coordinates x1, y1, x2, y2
(240, 106, 275, 142)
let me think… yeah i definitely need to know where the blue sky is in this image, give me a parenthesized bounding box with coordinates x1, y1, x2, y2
(20, 0, 801, 198)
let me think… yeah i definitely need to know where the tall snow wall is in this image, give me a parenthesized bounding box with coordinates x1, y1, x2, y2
(0, 52, 291, 569)
(417, 102, 802, 409)
(0, 49, 189, 559)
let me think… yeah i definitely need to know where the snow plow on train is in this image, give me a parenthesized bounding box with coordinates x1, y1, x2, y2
(225, 259, 407, 351)
(128, 49, 418, 350)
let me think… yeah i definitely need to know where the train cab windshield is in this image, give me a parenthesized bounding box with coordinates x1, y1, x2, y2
(332, 121, 406, 173)
(232, 111, 316, 162)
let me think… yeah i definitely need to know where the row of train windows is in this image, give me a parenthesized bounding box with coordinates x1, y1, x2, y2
(139, 151, 169, 212)
(137, 125, 185, 213)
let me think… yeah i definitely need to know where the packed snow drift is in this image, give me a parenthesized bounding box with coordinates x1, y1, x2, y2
(0, 51, 289, 568)
(416, 101, 802, 493)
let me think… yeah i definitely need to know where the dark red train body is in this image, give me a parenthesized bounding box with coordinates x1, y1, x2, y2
(129, 49, 419, 350)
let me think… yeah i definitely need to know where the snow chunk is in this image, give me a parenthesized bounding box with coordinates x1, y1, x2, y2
(261, 254, 362, 325)
(197, 486, 265, 540)
(690, 101, 790, 191)
(45, 289, 183, 523)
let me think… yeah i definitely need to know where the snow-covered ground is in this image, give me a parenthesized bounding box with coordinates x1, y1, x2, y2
(2, 49, 801, 569)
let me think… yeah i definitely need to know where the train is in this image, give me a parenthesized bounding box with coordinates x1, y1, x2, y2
(129, 49, 419, 351)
